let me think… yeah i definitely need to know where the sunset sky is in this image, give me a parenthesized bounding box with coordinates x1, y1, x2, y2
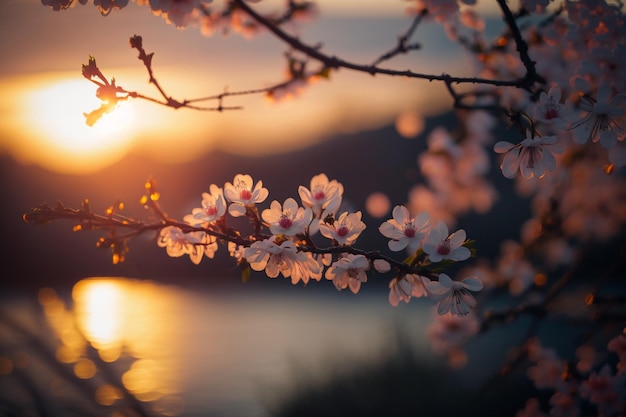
(5, 5, 620, 417)
(0, 0, 478, 174)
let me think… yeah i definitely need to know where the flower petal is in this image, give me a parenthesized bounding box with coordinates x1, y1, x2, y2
(449, 229, 466, 248)
(543, 148, 557, 171)
(437, 297, 452, 315)
(450, 246, 471, 261)
(438, 273, 453, 288)
(392, 205, 410, 224)
(228, 204, 247, 217)
(462, 277, 483, 291)
(494, 141, 514, 153)
(388, 238, 409, 252)
(501, 150, 521, 178)
(425, 281, 448, 296)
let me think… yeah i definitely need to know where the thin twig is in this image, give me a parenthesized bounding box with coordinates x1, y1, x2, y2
(495, 0, 545, 88)
(371, 9, 426, 66)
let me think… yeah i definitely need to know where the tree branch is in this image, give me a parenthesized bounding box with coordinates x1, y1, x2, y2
(231, 0, 537, 91)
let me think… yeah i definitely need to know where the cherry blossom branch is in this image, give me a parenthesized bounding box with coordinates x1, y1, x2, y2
(128, 34, 311, 110)
(477, 245, 615, 395)
(23, 174, 477, 287)
(80, 0, 549, 121)
(23, 200, 255, 247)
(298, 244, 439, 280)
(479, 244, 585, 333)
(22, 199, 454, 280)
(83, 35, 330, 122)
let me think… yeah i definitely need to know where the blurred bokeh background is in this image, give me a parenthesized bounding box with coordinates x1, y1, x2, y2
(0, 1, 564, 417)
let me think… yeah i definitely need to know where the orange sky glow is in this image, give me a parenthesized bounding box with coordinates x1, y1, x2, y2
(0, 0, 472, 174)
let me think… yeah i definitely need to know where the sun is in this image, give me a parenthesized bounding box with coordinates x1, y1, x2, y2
(27, 78, 135, 152)
(8, 73, 138, 173)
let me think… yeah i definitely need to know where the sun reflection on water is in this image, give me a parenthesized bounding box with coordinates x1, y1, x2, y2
(75, 279, 123, 351)
(72, 278, 184, 401)
(31, 277, 433, 416)
(39, 278, 187, 416)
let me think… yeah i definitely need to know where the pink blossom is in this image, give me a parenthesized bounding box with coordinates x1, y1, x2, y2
(608, 333, 626, 374)
(497, 240, 536, 296)
(261, 198, 312, 236)
(224, 174, 269, 217)
(298, 173, 343, 217)
(94, 0, 129, 15)
(379, 205, 430, 252)
(41, 0, 74, 11)
(423, 221, 470, 263)
(186, 184, 227, 226)
(516, 398, 548, 417)
(527, 347, 564, 390)
(157, 226, 214, 265)
(494, 131, 564, 179)
(549, 384, 579, 417)
(244, 238, 322, 285)
(325, 254, 369, 294)
(579, 365, 625, 417)
(575, 345, 596, 374)
(533, 86, 568, 128)
(406, 0, 474, 23)
(139, 0, 201, 27)
(426, 273, 483, 316)
(319, 211, 366, 246)
(388, 274, 427, 307)
(427, 311, 479, 368)
(570, 85, 626, 148)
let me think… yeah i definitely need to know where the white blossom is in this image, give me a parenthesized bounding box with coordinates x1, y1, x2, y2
(423, 221, 470, 263)
(157, 225, 213, 265)
(261, 197, 312, 236)
(186, 184, 226, 226)
(243, 238, 321, 285)
(319, 211, 366, 246)
(426, 273, 483, 316)
(325, 254, 369, 294)
(224, 174, 269, 217)
(379, 205, 430, 252)
(570, 85, 626, 148)
(388, 274, 427, 307)
(494, 132, 564, 179)
(298, 173, 343, 217)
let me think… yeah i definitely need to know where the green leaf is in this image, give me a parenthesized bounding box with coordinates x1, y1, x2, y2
(241, 266, 251, 283)
(463, 239, 477, 257)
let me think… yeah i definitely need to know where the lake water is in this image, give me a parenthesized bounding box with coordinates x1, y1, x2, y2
(0, 277, 436, 417)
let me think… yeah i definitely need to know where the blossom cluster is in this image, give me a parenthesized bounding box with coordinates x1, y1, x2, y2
(493, 84, 625, 179)
(476, 1, 626, 173)
(155, 173, 481, 315)
(32, 0, 626, 405)
(411, 111, 498, 227)
(42, 0, 318, 34)
(518, 335, 626, 417)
